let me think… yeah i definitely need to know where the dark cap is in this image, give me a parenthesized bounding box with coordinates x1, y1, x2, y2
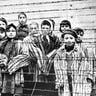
(0, 17, 7, 26)
(61, 29, 78, 38)
(73, 27, 84, 36)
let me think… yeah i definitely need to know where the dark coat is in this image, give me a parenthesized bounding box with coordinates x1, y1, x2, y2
(41, 34, 61, 55)
(17, 24, 29, 40)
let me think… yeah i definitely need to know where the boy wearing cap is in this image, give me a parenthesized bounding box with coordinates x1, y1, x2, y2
(54, 29, 95, 96)
(73, 27, 89, 60)
(17, 12, 29, 40)
(73, 27, 84, 44)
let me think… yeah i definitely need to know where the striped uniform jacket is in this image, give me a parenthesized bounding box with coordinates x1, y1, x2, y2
(54, 45, 95, 96)
(21, 35, 46, 81)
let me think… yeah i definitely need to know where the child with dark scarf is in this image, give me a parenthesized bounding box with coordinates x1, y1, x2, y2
(17, 12, 29, 40)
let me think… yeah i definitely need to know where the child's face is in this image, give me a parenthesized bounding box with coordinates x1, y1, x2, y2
(77, 31, 84, 39)
(6, 27, 16, 39)
(18, 14, 27, 25)
(0, 30, 5, 39)
(29, 24, 39, 36)
(41, 25, 51, 35)
(61, 24, 70, 33)
(0, 21, 6, 29)
(63, 34, 75, 47)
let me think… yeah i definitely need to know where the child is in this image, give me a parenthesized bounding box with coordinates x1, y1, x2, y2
(1, 23, 23, 96)
(0, 17, 7, 29)
(59, 20, 71, 42)
(59, 20, 71, 33)
(41, 19, 60, 55)
(0, 27, 7, 68)
(54, 29, 95, 96)
(35, 19, 61, 96)
(0, 27, 6, 42)
(73, 27, 84, 44)
(17, 12, 29, 40)
(22, 22, 44, 95)
(73, 27, 89, 60)
(0, 27, 7, 93)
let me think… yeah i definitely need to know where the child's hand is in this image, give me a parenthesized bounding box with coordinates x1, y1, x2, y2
(0, 54, 8, 68)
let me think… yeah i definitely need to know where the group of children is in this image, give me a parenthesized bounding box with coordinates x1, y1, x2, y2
(0, 12, 96, 96)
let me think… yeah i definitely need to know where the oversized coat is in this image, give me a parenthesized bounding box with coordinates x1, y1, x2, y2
(22, 35, 47, 95)
(54, 45, 95, 96)
(22, 35, 44, 82)
(1, 39, 23, 94)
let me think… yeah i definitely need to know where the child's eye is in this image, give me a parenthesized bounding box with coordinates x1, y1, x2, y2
(61, 25, 64, 27)
(65, 37, 68, 39)
(65, 25, 69, 27)
(23, 17, 26, 19)
(20, 17, 22, 19)
(70, 37, 73, 39)
(42, 27, 45, 29)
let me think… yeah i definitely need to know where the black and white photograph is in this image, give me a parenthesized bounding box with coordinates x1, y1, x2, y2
(0, 0, 96, 96)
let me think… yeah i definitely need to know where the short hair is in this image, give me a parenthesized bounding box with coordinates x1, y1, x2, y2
(0, 17, 7, 26)
(6, 23, 17, 32)
(18, 12, 27, 19)
(59, 20, 71, 32)
(41, 20, 51, 28)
